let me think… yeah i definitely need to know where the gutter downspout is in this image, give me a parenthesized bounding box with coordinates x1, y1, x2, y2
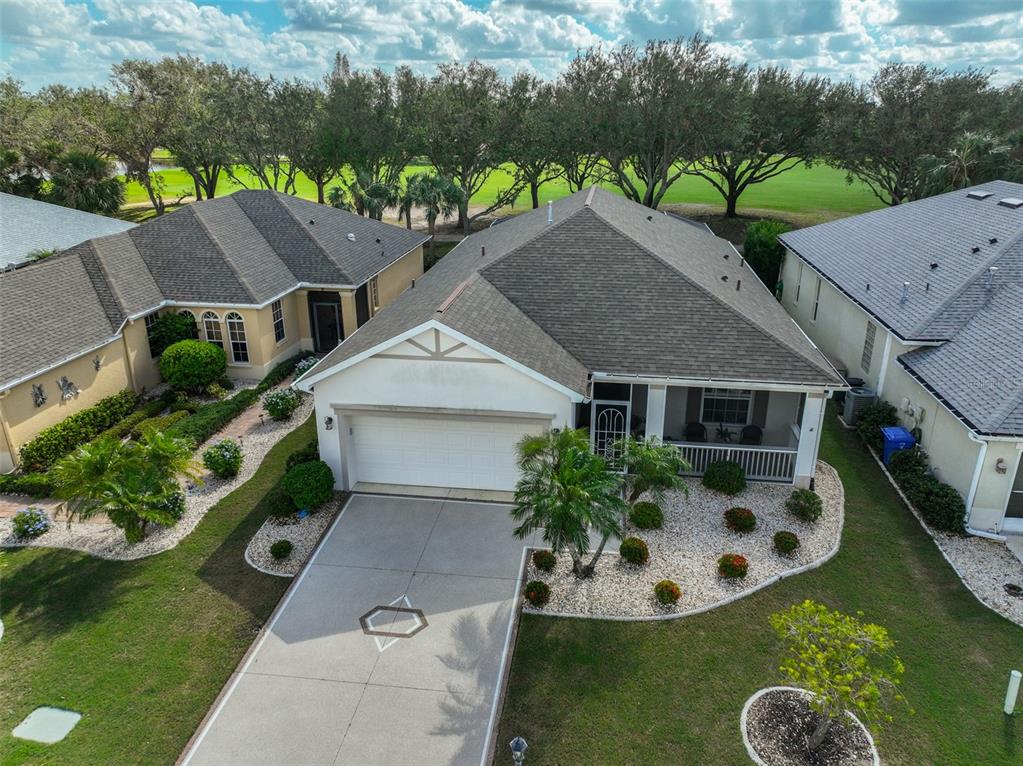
(0, 391, 18, 472)
(875, 332, 893, 398)
(964, 432, 998, 538)
(120, 322, 138, 392)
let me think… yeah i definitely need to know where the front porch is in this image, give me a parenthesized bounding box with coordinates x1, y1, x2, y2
(578, 380, 827, 485)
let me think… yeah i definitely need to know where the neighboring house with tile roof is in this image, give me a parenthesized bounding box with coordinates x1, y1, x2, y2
(296, 187, 844, 495)
(778, 181, 1023, 537)
(0, 190, 429, 472)
(0, 192, 136, 269)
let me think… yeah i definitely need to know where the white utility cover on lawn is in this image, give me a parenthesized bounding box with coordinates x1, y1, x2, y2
(349, 413, 542, 491)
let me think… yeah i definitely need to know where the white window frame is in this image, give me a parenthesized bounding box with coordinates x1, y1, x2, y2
(700, 388, 753, 426)
(811, 277, 822, 322)
(369, 276, 380, 310)
(795, 261, 803, 303)
(202, 311, 223, 349)
(144, 312, 160, 358)
(271, 299, 286, 344)
(225, 312, 249, 364)
(861, 321, 877, 374)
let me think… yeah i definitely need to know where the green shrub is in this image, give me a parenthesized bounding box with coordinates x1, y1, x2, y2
(270, 539, 293, 560)
(12, 506, 50, 539)
(265, 484, 297, 520)
(129, 410, 189, 440)
(630, 501, 664, 530)
(203, 439, 243, 479)
(718, 552, 749, 578)
(282, 460, 334, 510)
(159, 340, 226, 392)
(532, 549, 557, 573)
(524, 580, 551, 608)
(0, 472, 54, 498)
(654, 579, 681, 606)
(855, 401, 899, 451)
(285, 440, 319, 472)
(773, 530, 801, 555)
(18, 389, 139, 470)
(257, 352, 316, 393)
(907, 478, 966, 533)
(146, 313, 198, 357)
(702, 460, 746, 495)
(889, 446, 929, 484)
(744, 219, 791, 290)
(153, 490, 186, 522)
(263, 389, 301, 421)
(204, 383, 228, 401)
(165, 389, 259, 446)
(724, 506, 757, 533)
(168, 398, 200, 414)
(217, 376, 235, 390)
(293, 356, 319, 378)
(619, 536, 650, 565)
(786, 488, 823, 522)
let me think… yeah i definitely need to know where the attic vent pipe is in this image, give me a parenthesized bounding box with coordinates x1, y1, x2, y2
(736, 279, 741, 291)
(987, 266, 999, 289)
(990, 237, 998, 244)
(547, 200, 553, 224)
(900, 282, 909, 302)
(971, 246, 981, 254)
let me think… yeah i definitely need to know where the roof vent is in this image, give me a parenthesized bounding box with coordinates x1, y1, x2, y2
(375, 237, 381, 244)
(866, 283, 870, 292)
(735, 279, 741, 291)
(900, 282, 909, 302)
(646, 215, 653, 221)
(971, 246, 981, 253)
(547, 200, 553, 224)
(481, 245, 486, 258)
(346, 233, 355, 241)
(437, 280, 470, 313)
(967, 191, 993, 200)
(721, 275, 728, 282)
(987, 266, 999, 288)
(989, 237, 998, 244)
(929, 262, 938, 270)
(998, 198, 1023, 209)
(309, 219, 315, 225)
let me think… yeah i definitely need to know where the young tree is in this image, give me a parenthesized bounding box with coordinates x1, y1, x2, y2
(45, 151, 125, 215)
(510, 428, 626, 578)
(687, 66, 829, 217)
(507, 74, 563, 209)
(743, 219, 791, 291)
(550, 76, 606, 193)
(770, 600, 907, 752)
(826, 63, 996, 205)
(615, 436, 689, 506)
(422, 60, 526, 233)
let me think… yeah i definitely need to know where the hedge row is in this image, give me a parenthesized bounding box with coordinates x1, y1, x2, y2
(92, 399, 167, 443)
(0, 471, 53, 498)
(18, 389, 140, 470)
(130, 410, 190, 440)
(888, 447, 966, 533)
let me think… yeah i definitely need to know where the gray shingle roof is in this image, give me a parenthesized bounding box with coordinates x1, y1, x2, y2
(308, 187, 843, 394)
(0, 191, 428, 389)
(0, 192, 135, 268)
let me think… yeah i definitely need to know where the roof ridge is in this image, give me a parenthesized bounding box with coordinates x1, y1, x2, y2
(76, 242, 125, 330)
(189, 202, 261, 303)
(266, 192, 354, 284)
(478, 204, 593, 275)
(586, 206, 840, 381)
(97, 231, 164, 315)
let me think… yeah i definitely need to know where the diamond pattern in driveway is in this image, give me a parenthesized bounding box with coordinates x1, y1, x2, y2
(181, 495, 533, 766)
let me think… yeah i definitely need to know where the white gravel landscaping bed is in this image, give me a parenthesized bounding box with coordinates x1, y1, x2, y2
(244, 494, 342, 577)
(524, 460, 844, 620)
(0, 394, 314, 561)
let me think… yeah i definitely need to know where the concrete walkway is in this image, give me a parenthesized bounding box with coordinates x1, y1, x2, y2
(181, 494, 535, 766)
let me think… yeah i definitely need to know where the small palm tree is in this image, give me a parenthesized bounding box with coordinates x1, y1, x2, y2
(46, 151, 125, 215)
(326, 184, 353, 211)
(408, 173, 464, 247)
(348, 172, 398, 220)
(511, 428, 626, 578)
(616, 436, 690, 505)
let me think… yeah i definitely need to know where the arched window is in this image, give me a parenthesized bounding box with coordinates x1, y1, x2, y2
(225, 312, 249, 364)
(178, 310, 199, 339)
(202, 311, 223, 349)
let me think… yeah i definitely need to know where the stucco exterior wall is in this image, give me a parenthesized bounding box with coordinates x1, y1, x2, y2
(371, 245, 424, 316)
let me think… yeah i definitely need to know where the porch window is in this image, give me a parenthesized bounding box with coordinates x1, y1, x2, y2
(225, 312, 249, 364)
(861, 321, 877, 373)
(271, 299, 286, 343)
(701, 388, 752, 425)
(202, 311, 223, 349)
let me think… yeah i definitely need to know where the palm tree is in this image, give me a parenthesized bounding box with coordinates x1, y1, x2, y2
(616, 436, 690, 505)
(45, 151, 125, 215)
(510, 428, 626, 578)
(326, 184, 353, 211)
(348, 172, 398, 220)
(407, 173, 464, 250)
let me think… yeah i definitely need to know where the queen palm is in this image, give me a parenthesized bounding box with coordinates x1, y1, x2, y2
(510, 428, 626, 578)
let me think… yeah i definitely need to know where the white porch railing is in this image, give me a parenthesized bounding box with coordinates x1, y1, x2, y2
(667, 442, 798, 483)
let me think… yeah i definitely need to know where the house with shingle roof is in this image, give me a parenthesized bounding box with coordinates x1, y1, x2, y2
(296, 187, 844, 494)
(778, 180, 1023, 537)
(0, 190, 428, 472)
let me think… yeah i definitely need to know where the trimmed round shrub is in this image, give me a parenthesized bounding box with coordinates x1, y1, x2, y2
(532, 549, 556, 573)
(654, 579, 681, 606)
(913, 479, 966, 533)
(12, 506, 49, 539)
(724, 506, 757, 533)
(282, 460, 334, 510)
(203, 439, 243, 479)
(773, 530, 801, 555)
(153, 490, 186, 523)
(263, 389, 301, 421)
(285, 440, 319, 472)
(265, 484, 297, 520)
(718, 553, 749, 579)
(159, 340, 227, 393)
(619, 536, 650, 566)
(786, 488, 823, 522)
(702, 460, 746, 495)
(630, 501, 664, 530)
(524, 580, 551, 608)
(270, 539, 293, 560)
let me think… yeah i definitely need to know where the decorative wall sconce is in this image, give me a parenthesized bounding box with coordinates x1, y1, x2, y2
(56, 376, 79, 400)
(323, 415, 334, 430)
(92, 355, 102, 371)
(31, 384, 47, 407)
(995, 458, 1008, 474)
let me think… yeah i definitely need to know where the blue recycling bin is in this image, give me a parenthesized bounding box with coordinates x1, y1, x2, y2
(881, 426, 916, 465)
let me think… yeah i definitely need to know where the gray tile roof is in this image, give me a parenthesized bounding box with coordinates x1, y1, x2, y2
(0, 192, 135, 268)
(0, 191, 428, 389)
(308, 187, 843, 395)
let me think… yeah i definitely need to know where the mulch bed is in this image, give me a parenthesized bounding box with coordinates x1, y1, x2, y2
(745, 688, 874, 766)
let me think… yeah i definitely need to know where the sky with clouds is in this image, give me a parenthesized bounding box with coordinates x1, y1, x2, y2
(1, 0, 1020, 90)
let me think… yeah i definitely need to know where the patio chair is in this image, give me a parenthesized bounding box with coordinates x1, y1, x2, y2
(740, 425, 763, 445)
(683, 422, 707, 442)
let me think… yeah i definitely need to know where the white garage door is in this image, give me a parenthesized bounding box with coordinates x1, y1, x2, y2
(348, 413, 546, 491)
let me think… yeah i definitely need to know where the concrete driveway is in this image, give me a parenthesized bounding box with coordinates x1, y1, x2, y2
(181, 494, 533, 766)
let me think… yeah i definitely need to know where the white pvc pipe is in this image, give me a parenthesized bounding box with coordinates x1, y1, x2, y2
(1005, 670, 1021, 715)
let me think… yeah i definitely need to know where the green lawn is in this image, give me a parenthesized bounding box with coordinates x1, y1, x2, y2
(124, 162, 882, 220)
(495, 410, 1023, 766)
(0, 417, 316, 766)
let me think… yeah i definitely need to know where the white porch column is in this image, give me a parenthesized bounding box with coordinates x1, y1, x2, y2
(794, 392, 827, 488)
(645, 385, 667, 440)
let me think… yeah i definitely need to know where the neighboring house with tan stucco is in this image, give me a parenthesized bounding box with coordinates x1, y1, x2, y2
(0, 190, 428, 472)
(778, 181, 1023, 538)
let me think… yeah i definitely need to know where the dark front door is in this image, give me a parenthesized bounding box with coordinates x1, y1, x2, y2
(309, 293, 343, 353)
(355, 283, 371, 328)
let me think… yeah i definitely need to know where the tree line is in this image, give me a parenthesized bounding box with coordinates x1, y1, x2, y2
(2, 37, 1020, 231)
